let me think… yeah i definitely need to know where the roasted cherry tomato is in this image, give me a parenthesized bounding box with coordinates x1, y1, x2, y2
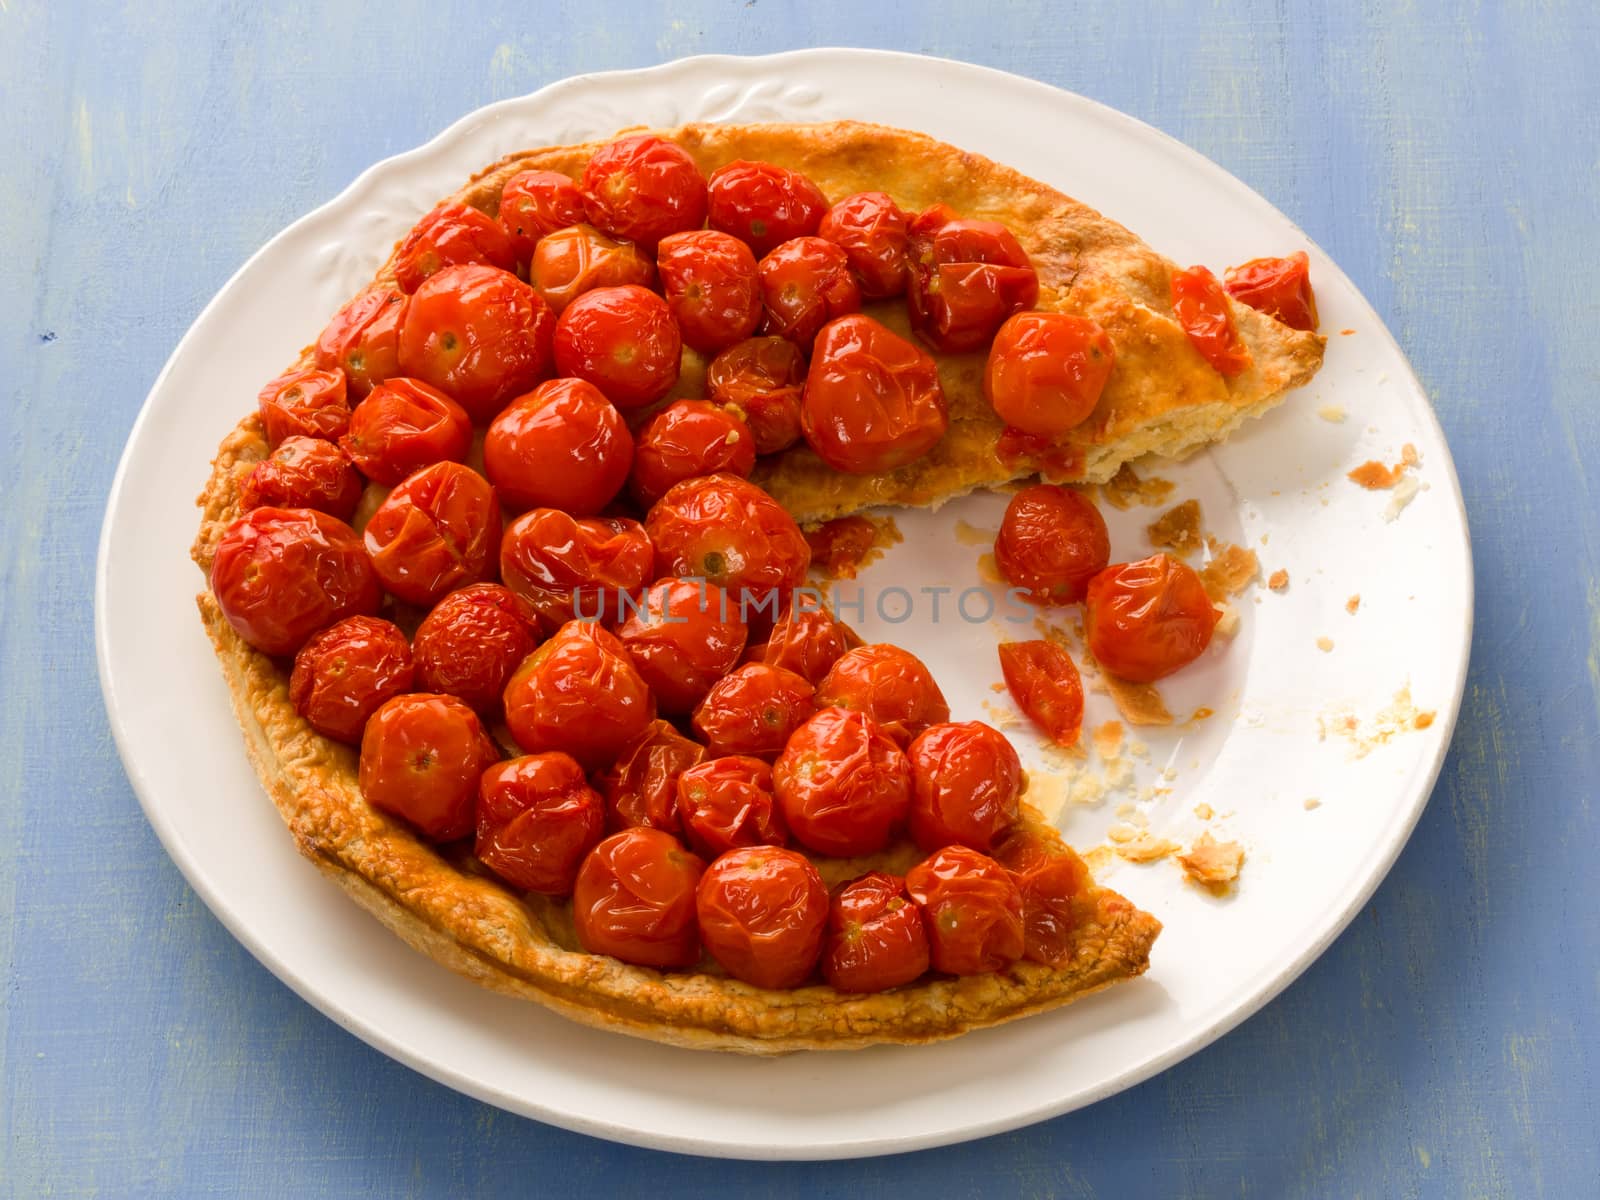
(314, 286, 405, 399)
(484, 377, 633, 514)
(1084, 554, 1219, 682)
(628, 399, 756, 508)
(907, 204, 1039, 353)
(412, 583, 542, 713)
(706, 160, 828, 259)
(705, 336, 807, 455)
(743, 602, 859, 686)
(1170, 265, 1252, 376)
(822, 871, 930, 993)
(800, 314, 948, 474)
(772, 707, 912, 857)
(362, 461, 501, 607)
(802, 516, 877, 580)
(994, 831, 1089, 968)
(499, 509, 654, 630)
(675, 756, 787, 859)
(997, 640, 1084, 748)
(817, 191, 911, 299)
(1224, 250, 1318, 332)
(497, 170, 586, 262)
(904, 845, 1025, 975)
(211, 507, 380, 656)
(393, 200, 517, 294)
(579, 134, 708, 248)
(616, 578, 747, 714)
(994, 483, 1110, 605)
(358, 692, 500, 842)
(396, 263, 555, 422)
(288, 615, 415, 744)
(240, 435, 364, 520)
(696, 845, 827, 988)
(339, 377, 472, 486)
(475, 752, 605, 895)
(645, 474, 811, 605)
(691, 662, 816, 760)
(572, 827, 706, 968)
(257, 367, 350, 447)
(656, 229, 763, 354)
(530, 223, 656, 314)
(502, 619, 656, 771)
(756, 237, 861, 349)
(984, 312, 1115, 435)
(552, 284, 682, 409)
(595, 719, 706, 834)
(906, 721, 1021, 854)
(814, 644, 950, 746)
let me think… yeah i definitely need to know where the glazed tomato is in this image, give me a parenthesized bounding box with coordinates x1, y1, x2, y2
(497, 170, 586, 262)
(572, 827, 706, 968)
(552, 285, 682, 409)
(363, 461, 501, 607)
(704, 336, 806, 455)
(696, 846, 826, 988)
(595, 719, 706, 834)
(904, 846, 1025, 975)
(579, 134, 708, 248)
(645, 474, 811, 604)
(675, 756, 787, 859)
(288, 615, 415, 744)
(396, 263, 555, 422)
(393, 200, 517, 293)
(1224, 250, 1318, 332)
(339, 377, 472, 486)
(706, 160, 828, 259)
(756, 237, 861, 349)
(691, 662, 816, 760)
(984, 312, 1115, 435)
(530, 224, 656, 314)
(240, 436, 364, 520)
(484, 377, 633, 514)
(628, 400, 756, 508)
(502, 619, 656, 771)
(475, 752, 605, 895)
(358, 693, 500, 842)
(906, 721, 1021, 854)
(412, 583, 541, 713)
(743, 603, 859, 686)
(803, 516, 877, 579)
(1085, 554, 1219, 682)
(314, 285, 405, 399)
(615, 578, 748, 714)
(211, 507, 380, 656)
(906, 204, 1039, 353)
(499, 509, 654, 630)
(656, 230, 762, 354)
(814, 644, 950, 746)
(1170, 265, 1252, 376)
(772, 707, 912, 857)
(998, 640, 1084, 748)
(816, 191, 910, 299)
(994, 483, 1110, 605)
(822, 871, 930, 993)
(258, 367, 350, 447)
(994, 831, 1088, 967)
(800, 314, 948, 474)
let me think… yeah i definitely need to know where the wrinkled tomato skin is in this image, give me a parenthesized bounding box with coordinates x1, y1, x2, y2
(822, 871, 930, 993)
(984, 312, 1115, 436)
(994, 483, 1111, 606)
(691, 662, 816, 761)
(579, 134, 708, 249)
(706, 160, 829, 259)
(801, 314, 948, 474)
(1224, 250, 1318, 332)
(595, 719, 706, 834)
(656, 230, 763, 355)
(743, 603, 859, 686)
(705, 336, 807, 455)
(998, 640, 1086, 748)
(552, 284, 682, 410)
(616, 578, 748, 715)
(258, 368, 351, 447)
(484, 378, 634, 515)
(757, 237, 862, 349)
(211, 507, 381, 657)
(362, 461, 501, 607)
(645, 473, 811, 605)
(817, 191, 911, 299)
(675, 756, 787, 859)
(629, 400, 757, 508)
(502, 619, 657, 771)
(1085, 554, 1219, 683)
(393, 201, 518, 294)
(412, 583, 542, 713)
(358, 693, 501, 842)
(499, 509, 654, 631)
(339, 377, 473, 487)
(907, 205, 1039, 353)
(530, 224, 656, 314)
(240, 436, 364, 520)
(995, 831, 1089, 968)
(907, 721, 1022, 854)
(315, 286, 405, 399)
(772, 707, 912, 858)
(814, 644, 950, 746)
(475, 752, 605, 896)
(497, 170, 587, 262)
(904, 845, 1025, 975)
(288, 615, 415, 744)
(695, 846, 827, 989)
(572, 827, 706, 968)
(1170, 265, 1252, 377)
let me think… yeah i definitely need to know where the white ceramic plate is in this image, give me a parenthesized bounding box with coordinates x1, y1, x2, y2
(96, 49, 1472, 1159)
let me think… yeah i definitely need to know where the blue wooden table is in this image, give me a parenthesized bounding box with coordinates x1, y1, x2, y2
(4, 1, 1596, 1194)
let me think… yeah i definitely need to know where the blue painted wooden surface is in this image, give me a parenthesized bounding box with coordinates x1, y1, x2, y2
(3, 0, 1596, 1193)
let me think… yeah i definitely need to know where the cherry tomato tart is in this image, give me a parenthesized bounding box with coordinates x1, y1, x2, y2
(502, 619, 656, 771)
(288, 615, 415, 744)
(411, 583, 542, 713)
(628, 399, 757, 508)
(595, 719, 706, 834)
(814, 643, 950, 746)
(484, 377, 633, 514)
(1084, 554, 1219, 682)
(499, 509, 654, 630)
(530, 223, 655, 314)
(984, 312, 1115, 435)
(674, 756, 787, 860)
(817, 191, 910, 299)
(756, 236, 861, 349)
(656, 229, 763, 354)
(572, 827, 706, 968)
(1224, 250, 1318, 332)
(704, 336, 807, 455)
(1170, 265, 1252, 376)
(362, 461, 501, 607)
(822, 871, 930, 993)
(998, 639, 1085, 748)
(393, 200, 517, 294)
(994, 483, 1110, 605)
(358, 692, 501, 842)
(706, 160, 828, 258)
(645, 474, 811, 606)
(475, 752, 605, 895)
(314, 286, 404, 399)
(615, 578, 748, 714)
(496, 170, 586, 262)
(257, 367, 350, 448)
(691, 662, 816, 761)
(772, 707, 912, 858)
(907, 204, 1039, 353)
(906, 721, 1022, 854)
(552, 284, 682, 409)
(904, 845, 1025, 975)
(339, 377, 472, 487)
(696, 846, 827, 989)
(240, 435, 364, 520)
